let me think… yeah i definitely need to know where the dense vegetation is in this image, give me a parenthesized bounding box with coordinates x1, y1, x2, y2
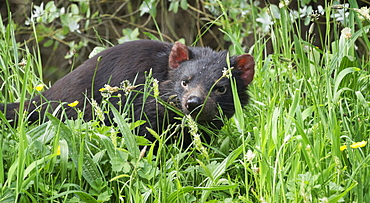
(1, 0, 369, 202)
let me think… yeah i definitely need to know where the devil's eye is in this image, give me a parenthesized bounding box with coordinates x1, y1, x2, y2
(181, 80, 188, 87)
(216, 86, 227, 94)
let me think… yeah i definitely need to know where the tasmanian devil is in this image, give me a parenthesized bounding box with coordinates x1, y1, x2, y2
(0, 40, 255, 147)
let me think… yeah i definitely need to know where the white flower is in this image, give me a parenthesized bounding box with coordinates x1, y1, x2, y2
(284, 134, 292, 143)
(245, 149, 256, 162)
(331, 4, 349, 23)
(354, 7, 370, 20)
(319, 197, 328, 203)
(317, 5, 325, 15)
(279, 0, 290, 8)
(251, 164, 260, 173)
(32, 2, 45, 18)
(256, 10, 274, 33)
(341, 27, 352, 39)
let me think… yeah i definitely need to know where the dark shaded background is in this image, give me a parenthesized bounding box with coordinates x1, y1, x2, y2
(1, 0, 368, 83)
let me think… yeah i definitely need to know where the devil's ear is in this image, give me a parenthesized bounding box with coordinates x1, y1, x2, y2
(235, 54, 255, 86)
(169, 41, 189, 69)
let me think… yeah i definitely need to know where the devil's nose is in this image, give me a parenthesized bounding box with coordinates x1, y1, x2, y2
(186, 96, 202, 111)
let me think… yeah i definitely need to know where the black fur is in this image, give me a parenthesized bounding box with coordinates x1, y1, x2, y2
(0, 40, 255, 147)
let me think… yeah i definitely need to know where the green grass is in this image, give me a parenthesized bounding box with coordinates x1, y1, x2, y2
(1, 1, 370, 202)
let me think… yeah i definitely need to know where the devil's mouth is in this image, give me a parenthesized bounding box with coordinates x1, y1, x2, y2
(187, 109, 216, 122)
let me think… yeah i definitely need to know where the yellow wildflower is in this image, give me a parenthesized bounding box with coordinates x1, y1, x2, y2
(57, 145, 61, 155)
(35, 84, 45, 91)
(340, 141, 367, 151)
(68, 100, 79, 107)
(100, 84, 119, 98)
(350, 141, 367, 149)
(100, 84, 119, 93)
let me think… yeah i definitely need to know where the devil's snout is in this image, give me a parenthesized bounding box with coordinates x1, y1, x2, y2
(186, 96, 203, 111)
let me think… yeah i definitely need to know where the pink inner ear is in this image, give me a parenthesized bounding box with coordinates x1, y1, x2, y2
(169, 41, 189, 69)
(235, 54, 255, 86)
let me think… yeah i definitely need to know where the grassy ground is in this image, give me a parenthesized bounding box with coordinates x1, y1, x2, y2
(1, 1, 369, 202)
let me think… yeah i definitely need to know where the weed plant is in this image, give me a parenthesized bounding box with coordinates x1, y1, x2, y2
(0, 1, 369, 202)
